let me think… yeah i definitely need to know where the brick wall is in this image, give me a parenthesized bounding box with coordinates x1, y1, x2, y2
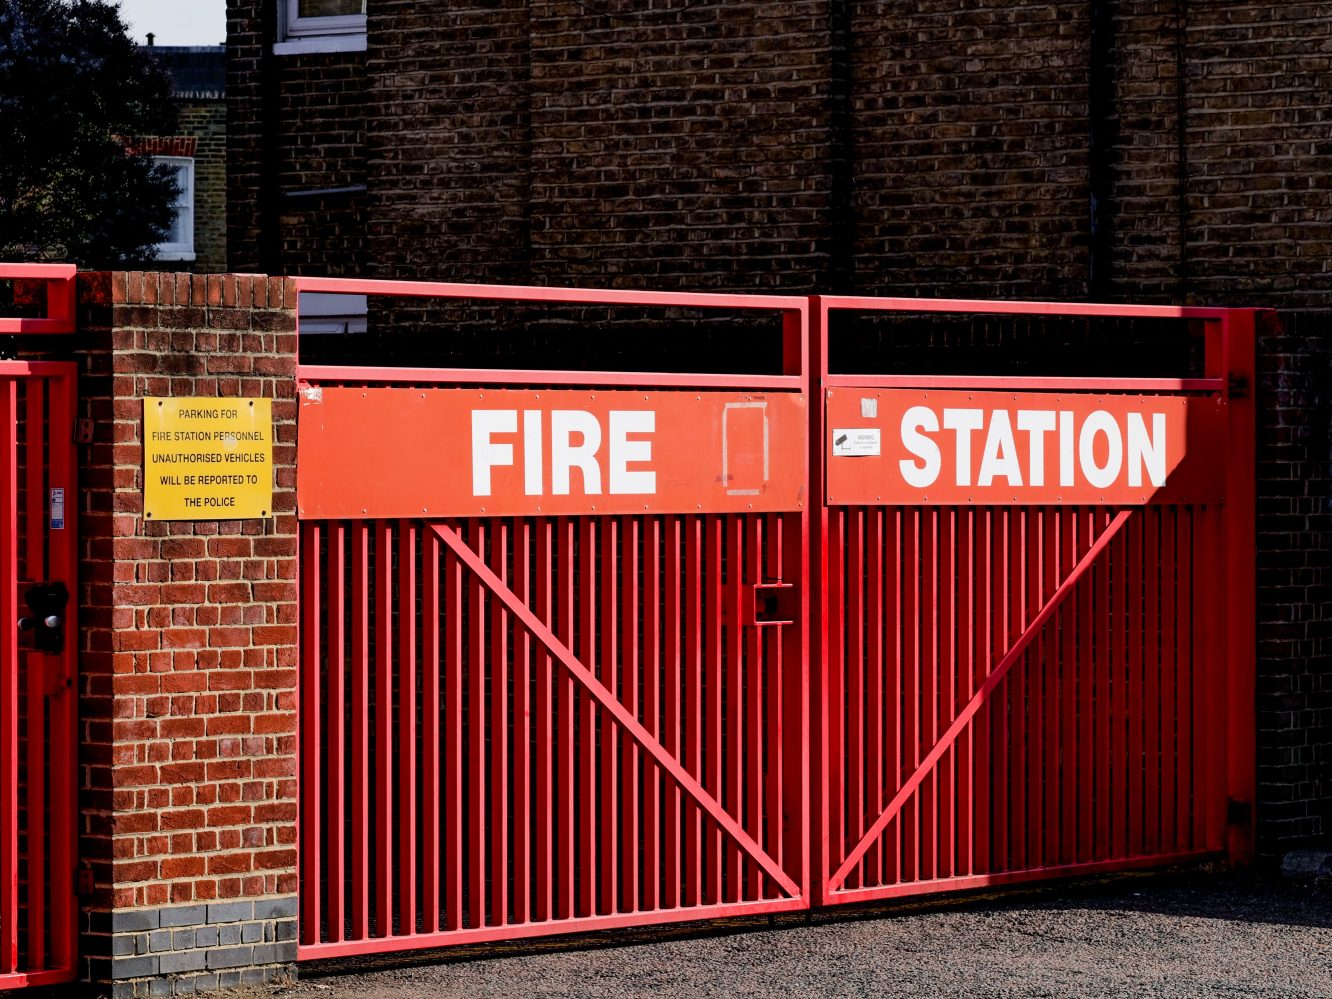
(74, 271, 300, 995)
(226, 0, 367, 275)
(180, 103, 228, 273)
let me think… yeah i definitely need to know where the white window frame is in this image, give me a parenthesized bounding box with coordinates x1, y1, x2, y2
(154, 156, 195, 263)
(275, 0, 367, 55)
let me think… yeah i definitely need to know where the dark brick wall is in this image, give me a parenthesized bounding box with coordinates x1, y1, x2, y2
(225, 0, 1332, 852)
(227, 0, 367, 275)
(181, 102, 228, 273)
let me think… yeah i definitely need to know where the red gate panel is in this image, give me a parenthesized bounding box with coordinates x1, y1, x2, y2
(812, 299, 1258, 907)
(295, 281, 810, 959)
(0, 362, 78, 990)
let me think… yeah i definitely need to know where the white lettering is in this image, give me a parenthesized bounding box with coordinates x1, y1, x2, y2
(609, 410, 656, 494)
(977, 410, 1023, 487)
(1079, 411, 1123, 489)
(471, 410, 516, 497)
(942, 408, 985, 487)
(1017, 410, 1057, 487)
(523, 410, 544, 496)
(550, 410, 602, 495)
(1059, 411, 1076, 487)
(899, 406, 941, 488)
(1127, 412, 1167, 488)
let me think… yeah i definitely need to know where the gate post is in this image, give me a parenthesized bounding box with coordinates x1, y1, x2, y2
(75, 272, 300, 996)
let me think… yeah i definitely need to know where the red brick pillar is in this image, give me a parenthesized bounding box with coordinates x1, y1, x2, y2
(75, 272, 299, 996)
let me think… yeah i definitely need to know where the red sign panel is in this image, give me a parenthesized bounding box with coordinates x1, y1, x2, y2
(298, 387, 807, 518)
(826, 389, 1225, 506)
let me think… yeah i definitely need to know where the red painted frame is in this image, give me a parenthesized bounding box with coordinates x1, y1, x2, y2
(0, 265, 76, 336)
(810, 296, 1259, 907)
(0, 361, 79, 991)
(293, 277, 811, 961)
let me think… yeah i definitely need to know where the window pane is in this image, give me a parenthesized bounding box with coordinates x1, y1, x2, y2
(297, 0, 365, 16)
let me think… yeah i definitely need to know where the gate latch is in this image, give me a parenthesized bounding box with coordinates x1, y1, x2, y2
(750, 581, 797, 627)
(19, 581, 68, 655)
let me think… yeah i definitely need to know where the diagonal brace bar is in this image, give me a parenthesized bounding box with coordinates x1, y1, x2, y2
(829, 509, 1134, 892)
(430, 522, 802, 900)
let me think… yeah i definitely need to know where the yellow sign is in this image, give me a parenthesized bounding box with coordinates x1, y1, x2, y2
(143, 398, 273, 520)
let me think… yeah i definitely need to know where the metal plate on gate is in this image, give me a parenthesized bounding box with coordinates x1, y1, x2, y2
(298, 387, 807, 519)
(826, 389, 1226, 506)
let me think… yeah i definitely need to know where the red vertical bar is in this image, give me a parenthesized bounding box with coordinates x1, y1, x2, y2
(23, 378, 45, 969)
(1036, 509, 1054, 868)
(826, 510, 845, 888)
(1059, 508, 1076, 867)
(1078, 509, 1095, 863)
(919, 510, 938, 883)
(557, 519, 576, 920)
(845, 509, 864, 890)
(1159, 508, 1178, 853)
(662, 517, 683, 909)
(1178, 508, 1195, 850)
(620, 517, 640, 913)
(864, 509, 883, 889)
(1012, 509, 1028, 873)
(514, 520, 532, 924)
(45, 371, 76, 973)
(422, 529, 441, 934)
(468, 520, 488, 928)
(350, 523, 370, 941)
(955, 509, 972, 877)
(882, 509, 901, 884)
(975, 508, 996, 873)
(683, 516, 703, 906)
(374, 521, 394, 936)
(901, 508, 919, 884)
(1199, 506, 1223, 850)
(706, 516, 724, 904)
(577, 519, 596, 917)
(724, 515, 744, 900)
(938, 508, 956, 880)
(1128, 513, 1145, 859)
(765, 515, 785, 887)
(0, 378, 17, 974)
(444, 530, 464, 930)
(398, 522, 417, 933)
(643, 517, 662, 912)
(1106, 510, 1123, 859)
(326, 524, 346, 943)
(992, 509, 1009, 873)
(744, 515, 763, 898)
(597, 518, 617, 916)
(300, 524, 322, 946)
(533, 518, 554, 923)
(490, 521, 509, 927)
(1144, 509, 1162, 857)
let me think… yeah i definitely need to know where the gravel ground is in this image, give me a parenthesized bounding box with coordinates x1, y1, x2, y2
(272, 869, 1329, 999)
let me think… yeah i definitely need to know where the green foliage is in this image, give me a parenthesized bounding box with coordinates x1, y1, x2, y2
(0, 0, 179, 267)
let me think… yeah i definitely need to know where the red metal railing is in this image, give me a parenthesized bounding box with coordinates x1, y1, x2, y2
(294, 280, 811, 959)
(811, 298, 1258, 906)
(0, 265, 76, 336)
(0, 362, 78, 991)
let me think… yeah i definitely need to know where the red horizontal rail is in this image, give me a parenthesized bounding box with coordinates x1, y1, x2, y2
(816, 295, 1231, 321)
(297, 365, 803, 391)
(295, 275, 810, 312)
(0, 264, 76, 335)
(824, 375, 1224, 393)
(298, 896, 806, 961)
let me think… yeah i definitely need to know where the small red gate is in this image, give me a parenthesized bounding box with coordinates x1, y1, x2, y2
(0, 360, 78, 990)
(812, 298, 1258, 906)
(295, 280, 811, 957)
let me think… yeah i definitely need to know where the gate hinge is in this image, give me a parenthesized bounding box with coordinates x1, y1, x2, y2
(1227, 798, 1253, 826)
(1228, 374, 1249, 399)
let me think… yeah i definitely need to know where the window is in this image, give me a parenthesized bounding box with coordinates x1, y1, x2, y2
(276, 0, 367, 54)
(154, 157, 194, 262)
(298, 293, 368, 335)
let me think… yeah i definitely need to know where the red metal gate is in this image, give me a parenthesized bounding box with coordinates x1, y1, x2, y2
(295, 280, 810, 958)
(812, 298, 1258, 906)
(0, 361, 78, 990)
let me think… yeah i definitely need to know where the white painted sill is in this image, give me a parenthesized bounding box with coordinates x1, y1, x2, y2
(273, 34, 367, 55)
